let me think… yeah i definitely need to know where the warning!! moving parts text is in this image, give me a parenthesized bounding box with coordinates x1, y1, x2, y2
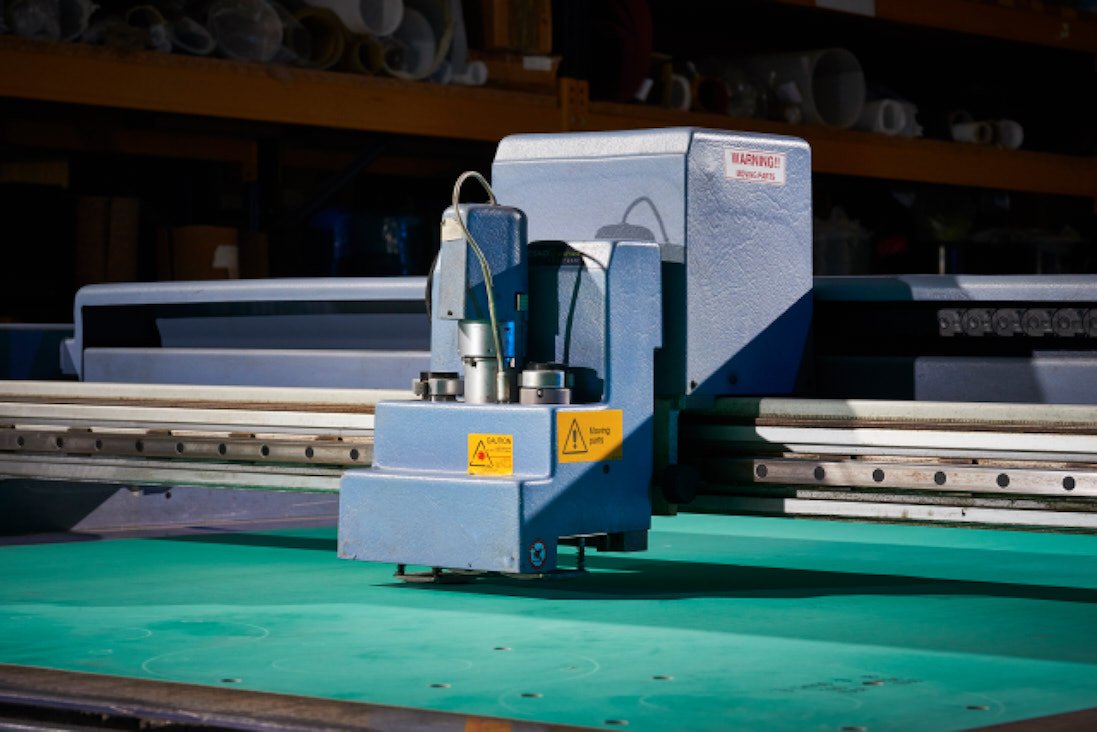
(724, 147, 787, 186)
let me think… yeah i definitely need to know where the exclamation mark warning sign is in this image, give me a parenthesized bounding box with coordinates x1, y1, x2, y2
(468, 433, 513, 476)
(562, 419, 588, 455)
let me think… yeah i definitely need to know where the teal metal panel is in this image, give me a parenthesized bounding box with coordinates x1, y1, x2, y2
(1, 514, 1095, 730)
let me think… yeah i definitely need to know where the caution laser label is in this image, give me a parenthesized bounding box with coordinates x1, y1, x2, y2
(468, 433, 514, 476)
(557, 410, 623, 463)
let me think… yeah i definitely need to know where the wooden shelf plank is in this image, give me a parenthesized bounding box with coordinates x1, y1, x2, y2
(588, 102, 1097, 200)
(0, 37, 559, 142)
(1, 37, 1094, 203)
(1, 119, 260, 178)
(769, 0, 1097, 54)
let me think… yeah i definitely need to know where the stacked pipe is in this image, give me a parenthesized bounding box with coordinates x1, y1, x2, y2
(2, 0, 488, 86)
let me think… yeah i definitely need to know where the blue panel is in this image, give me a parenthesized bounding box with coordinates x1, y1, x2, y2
(70, 278, 429, 385)
(685, 130, 813, 397)
(83, 348, 429, 389)
(340, 240, 663, 574)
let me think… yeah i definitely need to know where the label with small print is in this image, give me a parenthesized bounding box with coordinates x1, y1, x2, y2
(557, 410, 623, 463)
(724, 147, 787, 186)
(468, 433, 514, 476)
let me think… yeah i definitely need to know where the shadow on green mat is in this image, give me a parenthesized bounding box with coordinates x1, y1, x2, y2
(156, 531, 337, 552)
(383, 553, 1097, 606)
(150, 531, 1097, 606)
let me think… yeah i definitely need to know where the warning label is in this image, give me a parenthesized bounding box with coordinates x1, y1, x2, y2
(724, 147, 786, 186)
(468, 433, 514, 476)
(557, 410, 623, 463)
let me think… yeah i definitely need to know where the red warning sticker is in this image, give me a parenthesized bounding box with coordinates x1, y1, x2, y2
(724, 147, 786, 186)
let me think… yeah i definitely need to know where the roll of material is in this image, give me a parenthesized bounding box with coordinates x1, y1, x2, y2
(744, 48, 865, 128)
(271, 1, 312, 66)
(126, 5, 172, 53)
(431, 0, 484, 85)
(292, 5, 346, 70)
(306, 0, 404, 37)
(170, 16, 216, 56)
(382, 0, 453, 80)
(855, 99, 907, 136)
(342, 33, 385, 74)
(59, 0, 97, 42)
(7, 0, 61, 40)
(207, 0, 283, 63)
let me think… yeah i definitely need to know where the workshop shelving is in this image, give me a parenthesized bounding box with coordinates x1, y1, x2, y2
(585, 101, 1097, 203)
(0, 0, 1094, 310)
(0, 36, 559, 143)
(769, 0, 1097, 54)
(1, 8, 1095, 206)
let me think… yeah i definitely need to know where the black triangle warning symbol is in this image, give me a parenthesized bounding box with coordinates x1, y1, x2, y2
(562, 419, 588, 454)
(469, 440, 494, 468)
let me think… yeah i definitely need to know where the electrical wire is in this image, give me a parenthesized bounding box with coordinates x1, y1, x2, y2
(452, 171, 506, 400)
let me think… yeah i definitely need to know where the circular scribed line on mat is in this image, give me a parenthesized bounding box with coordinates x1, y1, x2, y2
(529, 539, 547, 570)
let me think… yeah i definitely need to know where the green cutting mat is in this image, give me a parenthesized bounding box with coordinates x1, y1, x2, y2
(2, 514, 1096, 730)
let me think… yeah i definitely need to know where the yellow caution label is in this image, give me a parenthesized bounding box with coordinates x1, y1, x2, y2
(468, 433, 514, 476)
(557, 410, 623, 463)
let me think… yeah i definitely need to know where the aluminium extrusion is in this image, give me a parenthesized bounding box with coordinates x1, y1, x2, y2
(691, 495, 1097, 530)
(0, 454, 342, 492)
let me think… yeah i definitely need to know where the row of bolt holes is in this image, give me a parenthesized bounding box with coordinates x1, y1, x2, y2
(219, 673, 991, 730)
(841, 705, 991, 732)
(16, 435, 362, 462)
(425, 647, 675, 727)
(755, 464, 1078, 491)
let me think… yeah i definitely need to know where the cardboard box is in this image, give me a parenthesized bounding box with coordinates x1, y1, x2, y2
(157, 226, 239, 281)
(75, 196, 139, 286)
(470, 0, 552, 54)
(468, 50, 560, 93)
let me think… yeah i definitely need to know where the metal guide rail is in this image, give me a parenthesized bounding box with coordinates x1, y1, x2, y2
(0, 381, 410, 492)
(679, 397, 1097, 530)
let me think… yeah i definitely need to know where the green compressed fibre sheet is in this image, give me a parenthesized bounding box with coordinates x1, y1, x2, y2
(1, 513, 1096, 730)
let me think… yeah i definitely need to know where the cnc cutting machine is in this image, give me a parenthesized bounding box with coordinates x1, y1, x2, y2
(2, 128, 1097, 731)
(2, 127, 1096, 554)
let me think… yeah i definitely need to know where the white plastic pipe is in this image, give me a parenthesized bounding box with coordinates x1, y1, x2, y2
(452, 59, 487, 85)
(127, 5, 171, 53)
(745, 48, 865, 128)
(207, 0, 284, 63)
(7, 0, 61, 40)
(855, 99, 907, 136)
(384, 6, 436, 79)
(994, 119, 1024, 150)
(669, 74, 691, 111)
(58, 0, 97, 42)
(306, 0, 404, 36)
(170, 16, 216, 55)
(951, 121, 993, 145)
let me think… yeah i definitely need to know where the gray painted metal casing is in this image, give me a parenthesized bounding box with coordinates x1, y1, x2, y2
(491, 127, 812, 399)
(339, 240, 662, 573)
(67, 278, 430, 389)
(816, 275, 1097, 404)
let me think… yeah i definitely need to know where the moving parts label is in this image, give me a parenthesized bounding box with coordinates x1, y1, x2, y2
(557, 410, 623, 463)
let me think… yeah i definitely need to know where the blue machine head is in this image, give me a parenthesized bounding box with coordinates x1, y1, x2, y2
(339, 127, 812, 578)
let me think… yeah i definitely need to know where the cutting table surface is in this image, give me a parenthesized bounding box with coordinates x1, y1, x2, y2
(2, 514, 1096, 730)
